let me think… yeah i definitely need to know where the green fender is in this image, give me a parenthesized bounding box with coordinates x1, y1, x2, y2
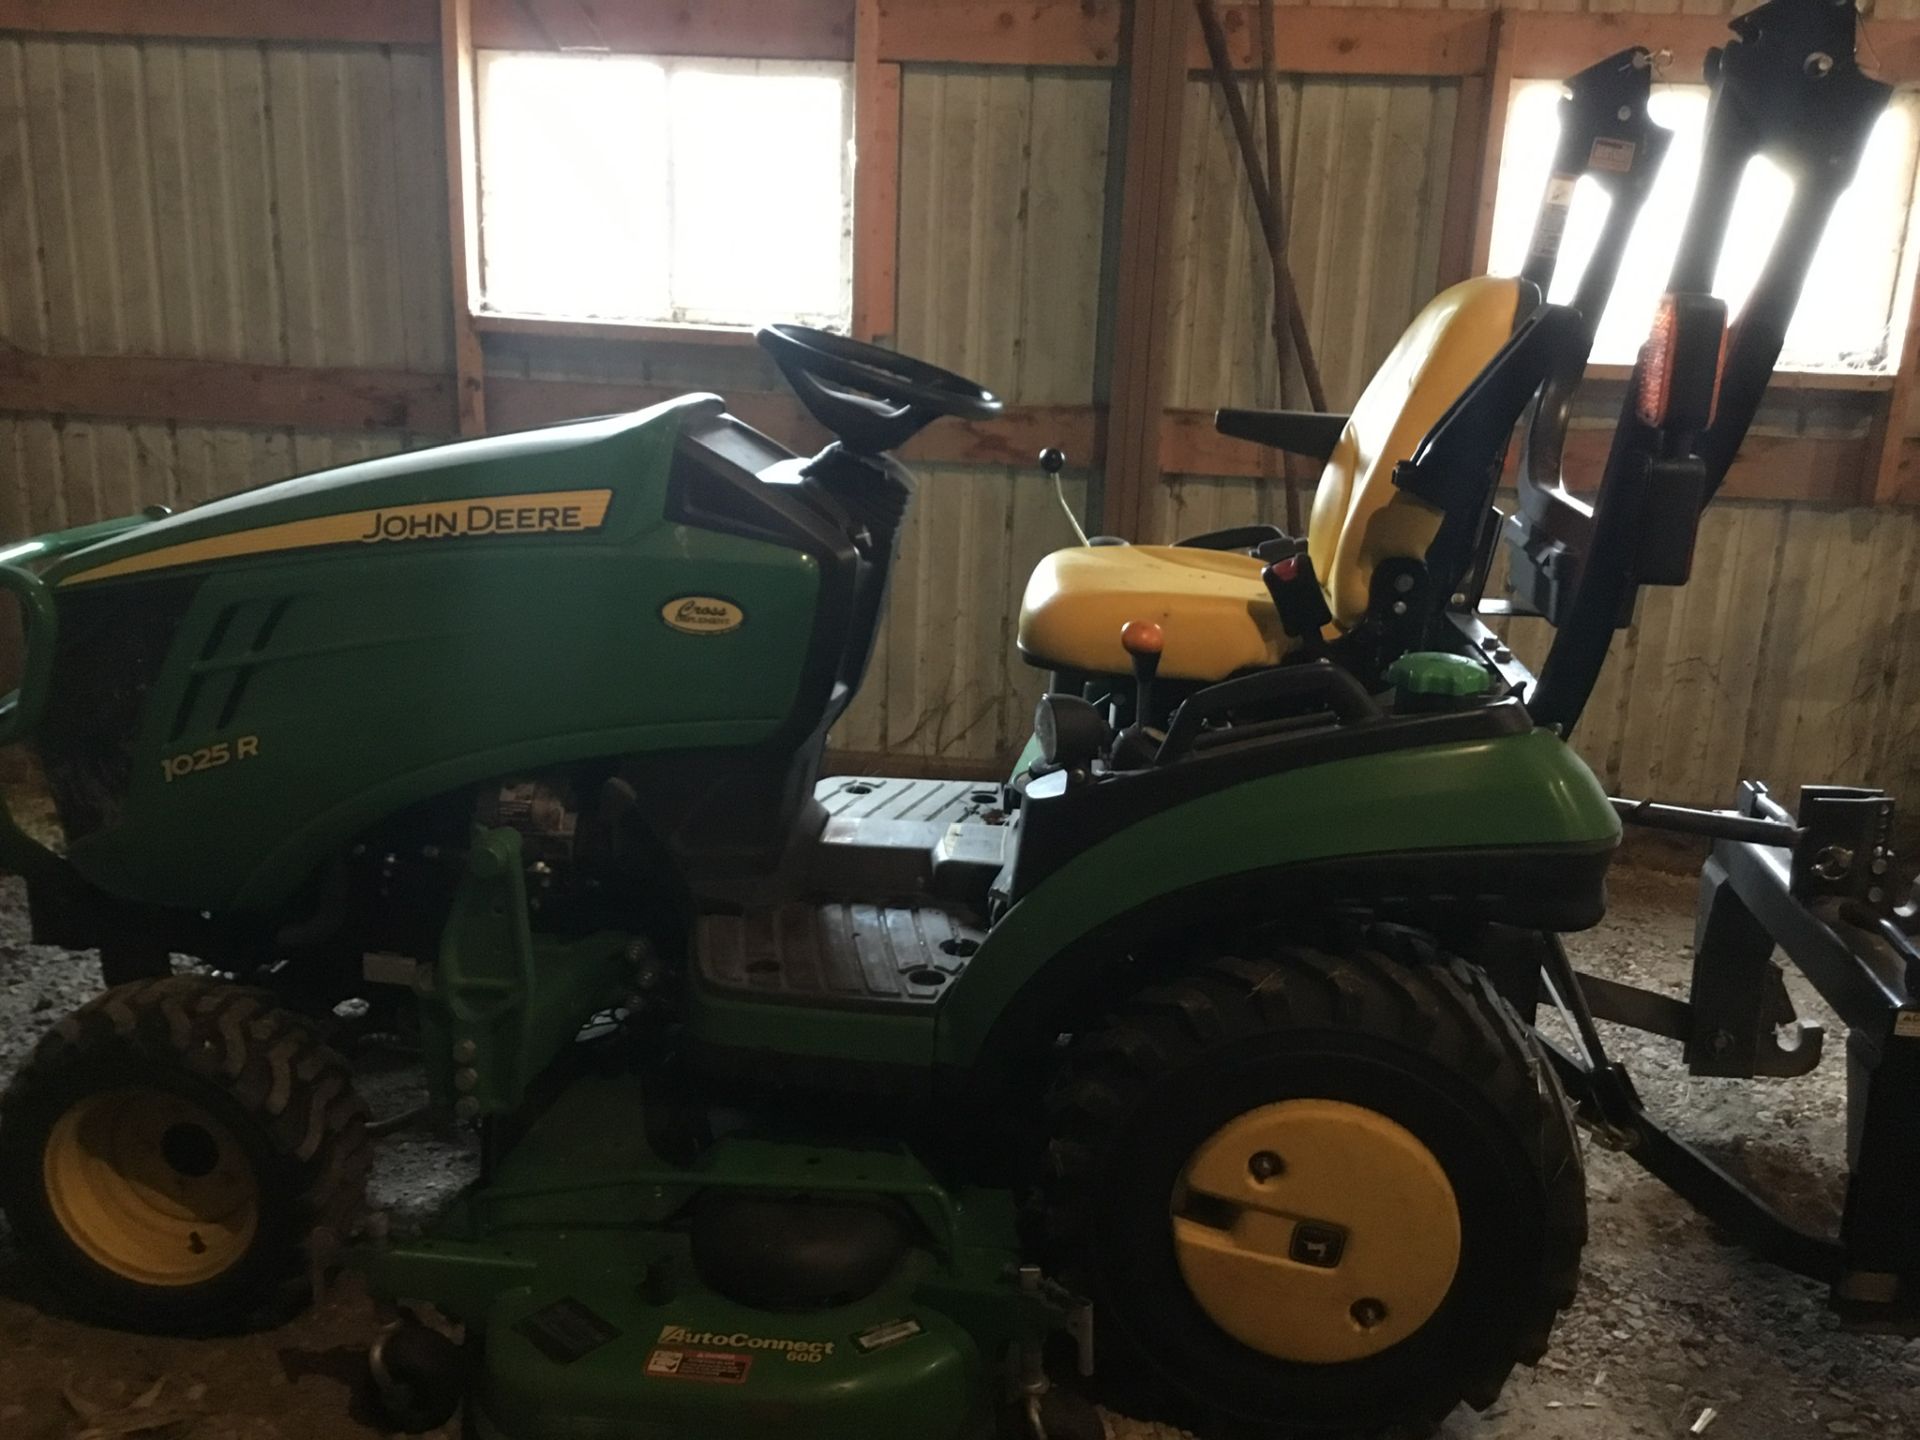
(937, 726, 1619, 1067)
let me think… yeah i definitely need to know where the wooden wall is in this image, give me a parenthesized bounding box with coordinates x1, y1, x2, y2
(0, 1, 1914, 818)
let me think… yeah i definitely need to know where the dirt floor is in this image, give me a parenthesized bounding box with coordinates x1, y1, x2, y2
(2, 866, 1918, 1440)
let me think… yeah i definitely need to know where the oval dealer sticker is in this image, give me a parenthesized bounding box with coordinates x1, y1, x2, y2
(661, 596, 745, 635)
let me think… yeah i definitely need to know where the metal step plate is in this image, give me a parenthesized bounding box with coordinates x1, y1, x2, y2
(697, 902, 983, 1009)
(810, 775, 1012, 900)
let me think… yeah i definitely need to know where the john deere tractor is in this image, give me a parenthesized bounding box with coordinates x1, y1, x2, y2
(2, 1, 1915, 1437)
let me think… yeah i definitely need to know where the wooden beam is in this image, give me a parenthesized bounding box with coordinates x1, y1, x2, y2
(1510, 13, 1734, 85)
(0, 0, 435, 44)
(442, 0, 488, 437)
(472, 313, 759, 348)
(1470, 11, 1519, 278)
(1558, 426, 1872, 505)
(0, 351, 456, 433)
(486, 374, 1098, 469)
(8, 2, 1920, 87)
(1871, 212, 1920, 504)
(1435, 12, 1502, 290)
(853, 0, 902, 343)
(1189, 3, 1491, 77)
(875, 0, 1123, 66)
(473, 0, 853, 59)
(0, 356, 1871, 508)
(1102, 0, 1191, 543)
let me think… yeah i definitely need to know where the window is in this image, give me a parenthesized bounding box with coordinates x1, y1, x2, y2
(1487, 79, 1920, 375)
(475, 52, 853, 330)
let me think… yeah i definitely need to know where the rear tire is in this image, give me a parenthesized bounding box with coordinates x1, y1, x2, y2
(0, 975, 372, 1333)
(1044, 934, 1585, 1438)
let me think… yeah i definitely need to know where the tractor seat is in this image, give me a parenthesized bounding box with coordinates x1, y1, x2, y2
(1019, 276, 1528, 682)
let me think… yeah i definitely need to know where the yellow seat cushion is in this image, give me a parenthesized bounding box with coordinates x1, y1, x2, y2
(1017, 277, 1522, 682)
(1017, 545, 1287, 682)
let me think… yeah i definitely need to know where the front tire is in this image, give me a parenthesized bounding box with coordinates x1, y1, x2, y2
(0, 975, 372, 1333)
(1044, 936, 1585, 1438)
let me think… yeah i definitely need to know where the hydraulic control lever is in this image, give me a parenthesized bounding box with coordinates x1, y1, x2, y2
(1109, 621, 1164, 769)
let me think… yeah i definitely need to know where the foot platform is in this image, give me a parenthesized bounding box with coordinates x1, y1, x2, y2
(697, 901, 983, 1009)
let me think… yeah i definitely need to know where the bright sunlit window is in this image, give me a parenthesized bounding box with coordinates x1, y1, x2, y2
(1488, 80, 1920, 374)
(476, 52, 853, 330)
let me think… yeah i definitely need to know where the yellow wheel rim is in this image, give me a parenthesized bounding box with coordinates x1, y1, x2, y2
(1170, 1099, 1461, 1364)
(42, 1089, 260, 1287)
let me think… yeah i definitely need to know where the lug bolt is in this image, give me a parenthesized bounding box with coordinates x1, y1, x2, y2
(455, 1068, 479, 1093)
(454, 1097, 480, 1121)
(1350, 1298, 1388, 1329)
(452, 1039, 477, 1063)
(1248, 1150, 1285, 1181)
(1814, 845, 1855, 880)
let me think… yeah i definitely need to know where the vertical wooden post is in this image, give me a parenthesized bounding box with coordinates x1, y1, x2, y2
(1870, 256, 1920, 504)
(441, 0, 487, 435)
(1468, 11, 1518, 279)
(853, 0, 901, 344)
(1104, 0, 1191, 543)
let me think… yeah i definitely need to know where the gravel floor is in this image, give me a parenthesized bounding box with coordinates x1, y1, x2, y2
(1, 866, 1917, 1439)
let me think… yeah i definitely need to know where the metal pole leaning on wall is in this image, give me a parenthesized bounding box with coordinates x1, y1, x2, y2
(1194, 0, 1327, 530)
(1255, 0, 1306, 533)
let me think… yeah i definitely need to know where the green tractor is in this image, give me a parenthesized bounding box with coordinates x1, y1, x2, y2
(1, 1, 1913, 1436)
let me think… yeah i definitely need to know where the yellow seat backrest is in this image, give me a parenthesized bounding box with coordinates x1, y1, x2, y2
(1308, 276, 1524, 629)
(1015, 276, 1524, 682)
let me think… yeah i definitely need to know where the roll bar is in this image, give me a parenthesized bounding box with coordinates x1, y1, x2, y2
(1509, 0, 1890, 734)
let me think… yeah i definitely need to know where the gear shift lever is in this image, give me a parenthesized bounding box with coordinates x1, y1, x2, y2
(1110, 621, 1164, 769)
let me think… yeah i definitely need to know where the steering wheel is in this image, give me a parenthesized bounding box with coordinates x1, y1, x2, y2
(757, 323, 1001, 455)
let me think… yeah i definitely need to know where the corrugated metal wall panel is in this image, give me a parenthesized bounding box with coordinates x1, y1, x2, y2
(1494, 500, 1920, 811)
(0, 35, 449, 369)
(1150, 74, 1456, 541)
(0, 416, 410, 531)
(831, 66, 1110, 766)
(0, 34, 450, 578)
(0, 7, 1911, 812)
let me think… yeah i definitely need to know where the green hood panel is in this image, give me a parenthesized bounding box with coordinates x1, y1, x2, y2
(937, 726, 1618, 1065)
(47, 397, 711, 589)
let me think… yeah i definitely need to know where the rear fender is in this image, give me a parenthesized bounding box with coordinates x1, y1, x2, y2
(936, 726, 1619, 1070)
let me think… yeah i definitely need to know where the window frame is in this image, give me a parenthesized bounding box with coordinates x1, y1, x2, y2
(469, 49, 857, 342)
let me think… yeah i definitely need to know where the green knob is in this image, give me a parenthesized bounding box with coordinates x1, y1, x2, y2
(1385, 651, 1492, 703)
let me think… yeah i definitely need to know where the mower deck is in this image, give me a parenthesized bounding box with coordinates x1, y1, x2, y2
(363, 1071, 1027, 1440)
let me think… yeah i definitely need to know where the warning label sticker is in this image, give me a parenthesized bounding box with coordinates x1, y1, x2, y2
(853, 1316, 925, 1353)
(1588, 136, 1638, 174)
(515, 1297, 621, 1365)
(644, 1347, 754, 1384)
(1529, 174, 1579, 260)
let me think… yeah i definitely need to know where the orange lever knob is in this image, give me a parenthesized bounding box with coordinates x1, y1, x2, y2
(1121, 620, 1164, 657)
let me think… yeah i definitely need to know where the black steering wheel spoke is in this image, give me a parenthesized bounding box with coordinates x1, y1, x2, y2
(756, 324, 1000, 454)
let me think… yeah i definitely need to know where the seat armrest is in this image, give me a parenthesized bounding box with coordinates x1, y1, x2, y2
(1213, 408, 1348, 463)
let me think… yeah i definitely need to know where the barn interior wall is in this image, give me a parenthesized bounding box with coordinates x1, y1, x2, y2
(0, 8, 1912, 813)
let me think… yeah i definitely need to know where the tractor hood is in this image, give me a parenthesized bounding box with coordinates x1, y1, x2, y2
(42, 395, 712, 590)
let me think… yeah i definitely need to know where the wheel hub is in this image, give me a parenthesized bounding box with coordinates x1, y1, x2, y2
(1170, 1098, 1461, 1364)
(42, 1089, 259, 1286)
